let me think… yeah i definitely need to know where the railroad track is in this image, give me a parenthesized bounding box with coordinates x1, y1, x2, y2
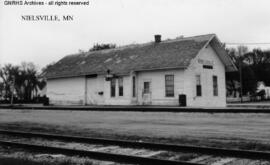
(0, 130, 270, 165)
(0, 140, 199, 165)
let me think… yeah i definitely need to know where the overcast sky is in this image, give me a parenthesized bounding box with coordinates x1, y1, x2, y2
(1, 0, 270, 69)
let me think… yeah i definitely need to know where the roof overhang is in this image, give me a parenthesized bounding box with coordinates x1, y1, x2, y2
(208, 35, 238, 72)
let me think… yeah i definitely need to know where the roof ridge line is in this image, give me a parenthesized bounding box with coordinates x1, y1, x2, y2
(65, 33, 216, 57)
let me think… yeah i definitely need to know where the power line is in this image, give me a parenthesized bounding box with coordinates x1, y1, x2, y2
(225, 42, 270, 45)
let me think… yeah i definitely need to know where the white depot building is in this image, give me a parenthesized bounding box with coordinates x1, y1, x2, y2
(44, 34, 237, 107)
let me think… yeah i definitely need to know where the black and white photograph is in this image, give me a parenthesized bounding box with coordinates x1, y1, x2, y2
(0, 0, 270, 164)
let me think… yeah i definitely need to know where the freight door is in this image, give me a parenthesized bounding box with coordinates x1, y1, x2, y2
(86, 77, 104, 105)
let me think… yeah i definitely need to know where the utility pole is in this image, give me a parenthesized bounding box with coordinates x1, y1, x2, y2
(10, 76, 15, 106)
(239, 47, 243, 103)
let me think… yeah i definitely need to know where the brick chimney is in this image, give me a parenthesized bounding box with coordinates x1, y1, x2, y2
(154, 34, 161, 43)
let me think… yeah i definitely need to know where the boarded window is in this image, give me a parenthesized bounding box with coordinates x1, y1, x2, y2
(118, 77, 123, 96)
(143, 82, 150, 94)
(165, 75, 174, 97)
(132, 76, 136, 97)
(213, 76, 218, 96)
(111, 79, 116, 97)
(196, 75, 202, 96)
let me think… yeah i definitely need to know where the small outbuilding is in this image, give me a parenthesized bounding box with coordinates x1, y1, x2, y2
(44, 34, 237, 107)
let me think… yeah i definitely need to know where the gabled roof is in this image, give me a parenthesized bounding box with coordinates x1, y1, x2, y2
(44, 34, 237, 79)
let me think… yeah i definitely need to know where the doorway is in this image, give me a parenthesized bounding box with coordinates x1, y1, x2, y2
(142, 81, 152, 105)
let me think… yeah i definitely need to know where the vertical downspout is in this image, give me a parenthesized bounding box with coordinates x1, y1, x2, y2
(134, 72, 138, 105)
(131, 71, 138, 105)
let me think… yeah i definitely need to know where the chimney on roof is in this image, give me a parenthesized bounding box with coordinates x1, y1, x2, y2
(154, 34, 161, 43)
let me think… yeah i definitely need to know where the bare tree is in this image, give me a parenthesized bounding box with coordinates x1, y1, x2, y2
(0, 64, 20, 100)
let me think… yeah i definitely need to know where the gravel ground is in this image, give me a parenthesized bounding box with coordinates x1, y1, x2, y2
(0, 135, 269, 165)
(0, 134, 199, 161)
(0, 147, 122, 165)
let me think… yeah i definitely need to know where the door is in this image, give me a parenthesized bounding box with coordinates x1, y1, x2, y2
(142, 81, 152, 105)
(86, 78, 104, 105)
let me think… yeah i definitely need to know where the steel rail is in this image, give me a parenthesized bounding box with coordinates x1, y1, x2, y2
(0, 140, 202, 165)
(0, 130, 270, 160)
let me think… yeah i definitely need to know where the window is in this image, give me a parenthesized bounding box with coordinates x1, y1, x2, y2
(111, 79, 116, 97)
(118, 78, 123, 96)
(213, 76, 218, 96)
(203, 65, 213, 69)
(132, 76, 136, 97)
(196, 75, 202, 96)
(143, 82, 150, 94)
(165, 75, 174, 97)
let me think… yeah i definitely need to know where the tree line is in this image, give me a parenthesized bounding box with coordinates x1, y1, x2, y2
(0, 62, 46, 103)
(226, 46, 270, 97)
